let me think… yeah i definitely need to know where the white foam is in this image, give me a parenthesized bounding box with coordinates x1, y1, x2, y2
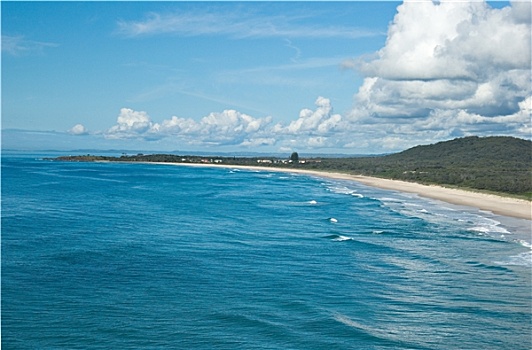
(468, 226, 491, 234)
(516, 239, 532, 249)
(332, 235, 351, 241)
(329, 218, 338, 223)
(326, 183, 364, 198)
(309, 200, 318, 205)
(495, 252, 532, 267)
(333, 313, 360, 327)
(467, 218, 511, 236)
(331, 312, 401, 342)
(379, 197, 404, 203)
(326, 184, 359, 196)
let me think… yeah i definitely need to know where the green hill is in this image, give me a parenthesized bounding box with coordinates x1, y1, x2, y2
(387, 136, 530, 166)
(315, 136, 532, 197)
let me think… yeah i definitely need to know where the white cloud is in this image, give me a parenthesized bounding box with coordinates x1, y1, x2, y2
(345, 0, 531, 146)
(105, 107, 274, 146)
(2, 35, 59, 56)
(307, 136, 327, 147)
(240, 138, 277, 147)
(356, 1, 530, 80)
(106, 108, 158, 139)
(188, 110, 273, 144)
(276, 96, 343, 135)
(101, 101, 344, 150)
(116, 8, 381, 39)
(69, 124, 88, 135)
(510, 0, 531, 24)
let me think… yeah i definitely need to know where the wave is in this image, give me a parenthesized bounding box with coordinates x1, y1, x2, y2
(377, 193, 514, 238)
(495, 239, 532, 267)
(516, 239, 532, 249)
(323, 234, 352, 241)
(495, 251, 532, 267)
(319, 177, 531, 269)
(466, 217, 510, 235)
(331, 312, 428, 349)
(324, 183, 364, 198)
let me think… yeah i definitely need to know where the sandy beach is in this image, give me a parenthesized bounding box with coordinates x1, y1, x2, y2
(149, 162, 531, 221)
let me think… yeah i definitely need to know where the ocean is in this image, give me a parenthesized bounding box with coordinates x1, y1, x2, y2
(2, 153, 531, 349)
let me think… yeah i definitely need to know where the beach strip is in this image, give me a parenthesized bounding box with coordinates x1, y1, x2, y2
(151, 162, 532, 220)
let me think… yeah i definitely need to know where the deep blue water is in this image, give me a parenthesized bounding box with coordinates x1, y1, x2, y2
(2, 154, 531, 349)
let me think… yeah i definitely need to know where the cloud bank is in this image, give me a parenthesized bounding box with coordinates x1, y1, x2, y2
(76, 0, 530, 153)
(105, 108, 273, 146)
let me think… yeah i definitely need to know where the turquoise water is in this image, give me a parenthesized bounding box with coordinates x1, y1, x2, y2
(2, 154, 531, 349)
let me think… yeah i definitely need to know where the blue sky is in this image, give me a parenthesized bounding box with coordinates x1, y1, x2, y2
(2, 1, 530, 154)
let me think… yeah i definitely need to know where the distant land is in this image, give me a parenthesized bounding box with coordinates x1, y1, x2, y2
(53, 136, 532, 199)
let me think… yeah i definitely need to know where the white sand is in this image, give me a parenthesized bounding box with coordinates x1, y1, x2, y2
(152, 162, 532, 220)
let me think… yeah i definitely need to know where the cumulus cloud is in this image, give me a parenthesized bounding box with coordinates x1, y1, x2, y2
(340, 0, 532, 149)
(69, 124, 88, 135)
(155, 110, 273, 145)
(101, 100, 345, 150)
(106, 108, 158, 139)
(240, 138, 277, 147)
(264, 97, 351, 150)
(356, 1, 530, 80)
(274, 96, 343, 135)
(105, 107, 273, 146)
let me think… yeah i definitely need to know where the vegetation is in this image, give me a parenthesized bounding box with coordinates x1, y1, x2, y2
(53, 136, 532, 199)
(290, 152, 299, 163)
(305, 136, 531, 198)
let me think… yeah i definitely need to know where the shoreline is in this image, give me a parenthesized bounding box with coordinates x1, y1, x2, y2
(149, 162, 532, 221)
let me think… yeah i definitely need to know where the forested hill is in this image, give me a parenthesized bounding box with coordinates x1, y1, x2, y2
(386, 136, 530, 166)
(316, 136, 531, 197)
(54, 136, 532, 198)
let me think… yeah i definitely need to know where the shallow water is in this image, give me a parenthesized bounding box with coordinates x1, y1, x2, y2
(2, 154, 531, 349)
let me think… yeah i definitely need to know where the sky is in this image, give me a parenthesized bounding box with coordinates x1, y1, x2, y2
(2, 1, 531, 154)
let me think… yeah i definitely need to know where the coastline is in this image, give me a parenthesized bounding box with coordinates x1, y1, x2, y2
(149, 161, 532, 220)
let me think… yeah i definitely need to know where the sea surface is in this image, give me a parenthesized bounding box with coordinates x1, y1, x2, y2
(2, 153, 531, 349)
